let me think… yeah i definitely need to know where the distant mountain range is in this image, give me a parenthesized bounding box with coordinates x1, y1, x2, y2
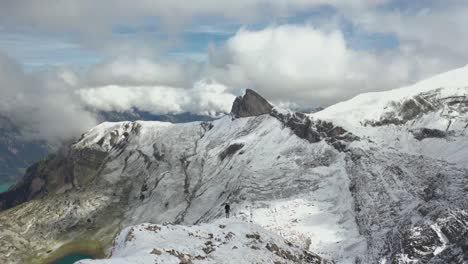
(96, 109, 216, 123)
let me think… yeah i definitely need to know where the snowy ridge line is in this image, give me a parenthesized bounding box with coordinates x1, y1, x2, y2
(314, 64, 468, 127)
(78, 220, 332, 264)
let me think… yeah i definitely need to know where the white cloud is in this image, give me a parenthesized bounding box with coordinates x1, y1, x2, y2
(2, 0, 468, 143)
(0, 0, 387, 35)
(2, 0, 467, 147)
(205, 25, 443, 107)
(348, 2, 468, 70)
(0, 53, 97, 144)
(78, 80, 236, 116)
(85, 58, 202, 87)
(3, 20, 462, 145)
(79, 23, 462, 112)
(353, 4, 468, 55)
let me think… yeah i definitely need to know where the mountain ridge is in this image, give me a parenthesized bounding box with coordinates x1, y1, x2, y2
(0, 70, 467, 263)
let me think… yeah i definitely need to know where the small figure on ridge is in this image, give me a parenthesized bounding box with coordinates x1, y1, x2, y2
(224, 203, 231, 218)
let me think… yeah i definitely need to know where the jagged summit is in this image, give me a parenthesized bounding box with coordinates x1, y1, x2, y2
(230, 89, 273, 118)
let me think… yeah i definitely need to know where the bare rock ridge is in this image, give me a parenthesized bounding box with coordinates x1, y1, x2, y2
(0, 142, 108, 211)
(231, 89, 273, 118)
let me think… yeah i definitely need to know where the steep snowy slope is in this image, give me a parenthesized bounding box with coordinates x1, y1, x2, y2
(78, 220, 330, 264)
(314, 65, 468, 166)
(315, 65, 468, 127)
(311, 66, 468, 263)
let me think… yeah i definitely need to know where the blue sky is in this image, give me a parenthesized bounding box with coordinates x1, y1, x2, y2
(0, 31, 104, 71)
(1, 0, 466, 87)
(0, 2, 405, 70)
(1, 22, 399, 72)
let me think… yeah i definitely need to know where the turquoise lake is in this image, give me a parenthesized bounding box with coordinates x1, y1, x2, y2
(0, 183, 12, 193)
(52, 253, 94, 264)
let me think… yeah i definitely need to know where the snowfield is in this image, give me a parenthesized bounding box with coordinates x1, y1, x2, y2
(313, 64, 468, 168)
(314, 64, 468, 129)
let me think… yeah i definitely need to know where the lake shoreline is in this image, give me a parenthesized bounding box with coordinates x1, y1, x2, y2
(0, 182, 13, 193)
(28, 240, 106, 264)
(51, 253, 94, 264)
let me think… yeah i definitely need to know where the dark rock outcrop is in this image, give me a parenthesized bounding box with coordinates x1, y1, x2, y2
(411, 128, 446, 141)
(389, 209, 468, 263)
(231, 89, 273, 118)
(271, 109, 359, 151)
(366, 89, 468, 127)
(0, 142, 108, 211)
(219, 143, 244, 161)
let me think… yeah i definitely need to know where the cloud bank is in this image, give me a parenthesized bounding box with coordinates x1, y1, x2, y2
(77, 23, 452, 112)
(206, 25, 450, 106)
(79, 81, 235, 116)
(0, 0, 385, 34)
(0, 53, 97, 144)
(1, 0, 467, 144)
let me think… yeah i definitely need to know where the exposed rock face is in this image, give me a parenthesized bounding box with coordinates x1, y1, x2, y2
(0, 111, 215, 189)
(411, 128, 447, 141)
(219, 143, 244, 161)
(271, 109, 358, 151)
(365, 88, 468, 127)
(0, 141, 108, 211)
(0, 122, 148, 212)
(231, 89, 273, 118)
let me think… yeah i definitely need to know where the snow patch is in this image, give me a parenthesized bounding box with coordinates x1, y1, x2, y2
(430, 224, 449, 256)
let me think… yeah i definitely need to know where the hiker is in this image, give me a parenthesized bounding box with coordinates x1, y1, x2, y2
(224, 203, 231, 218)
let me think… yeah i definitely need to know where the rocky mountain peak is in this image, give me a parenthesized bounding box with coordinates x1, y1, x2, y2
(230, 89, 273, 118)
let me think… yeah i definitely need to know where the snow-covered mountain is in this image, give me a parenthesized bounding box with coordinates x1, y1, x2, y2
(0, 110, 215, 193)
(0, 68, 467, 264)
(314, 64, 468, 166)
